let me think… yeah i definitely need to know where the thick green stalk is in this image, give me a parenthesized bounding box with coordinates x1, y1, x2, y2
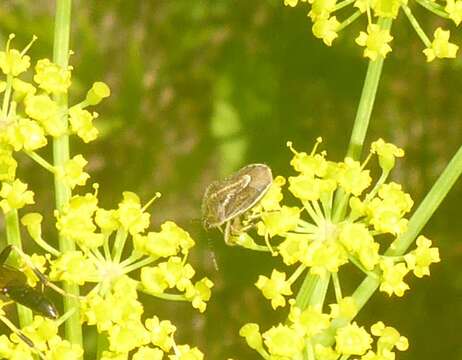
(52, 0, 82, 348)
(346, 17, 393, 160)
(295, 17, 393, 321)
(5, 210, 33, 328)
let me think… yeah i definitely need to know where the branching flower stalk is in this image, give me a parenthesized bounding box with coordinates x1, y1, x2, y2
(231, 1, 462, 359)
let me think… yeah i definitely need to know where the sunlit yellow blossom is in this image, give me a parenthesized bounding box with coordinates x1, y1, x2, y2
(24, 94, 65, 136)
(372, 0, 404, 18)
(49, 250, 98, 285)
(284, 0, 308, 6)
(95, 208, 119, 234)
(68, 106, 99, 143)
(367, 201, 408, 235)
(304, 238, 348, 274)
(0, 178, 34, 213)
(258, 205, 300, 237)
(0, 149, 17, 181)
(335, 322, 372, 355)
(309, 0, 337, 21)
(256, 269, 292, 309)
(258, 176, 285, 211)
(85, 81, 111, 105)
(58, 154, 90, 189)
(404, 235, 440, 277)
(145, 316, 176, 352)
(108, 319, 151, 353)
(21, 212, 43, 241)
(262, 324, 305, 357)
(423, 28, 459, 62)
(6, 117, 47, 151)
(329, 296, 357, 319)
(336, 157, 371, 196)
(168, 345, 204, 360)
(278, 233, 309, 265)
(288, 141, 328, 177)
(446, 0, 462, 25)
(46, 338, 84, 360)
(132, 346, 164, 360)
(0, 48, 30, 76)
(371, 321, 409, 351)
(356, 24, 393, 60)
(12, 78, 36, 99)
(140, 221, 195, 258)
(115, 192, 150, 235)
(288, 174, 322, 201)
(312, 17, 340, 46)
(379, 258, 409, 296)
(371, 138, 404, 172)
(100, 351, 128, 360)
(34, 58, 71, 94)
(240, 323, 263, 350)
(314, 344, 338, 360)
(55, 193, 103, 248)
(184, 277, 214, 312)
(289, 305, 331, 337)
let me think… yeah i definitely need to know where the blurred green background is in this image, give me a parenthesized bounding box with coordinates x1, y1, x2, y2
(1, 0, 462, 359)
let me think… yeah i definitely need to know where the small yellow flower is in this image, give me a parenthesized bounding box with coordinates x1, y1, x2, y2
(355, 24, 393, 60)
(262, 324, 305, 357)
(85, 81, 111, 105)
(335, 322, 372, 355)
(371, 138, 404, 172)
(258, 205, 300, 237)
(404, 235, 440, 277)
(239, 323, 263, 350)
(445, 0, 462, 25)
(34, 58, 71, 94)
(379, 258, 410, 297)
(255, 269, 292, 309)
(423, 27, 459, 62)
(284, 0, 307, 6)
(336, 158, 371, 196)
(58, 154, 90, 189)
(312, 17, 340, 46)
(0, 47, 30, 76)
(68, 106, 99, 143)
(0, 178, 34, 213)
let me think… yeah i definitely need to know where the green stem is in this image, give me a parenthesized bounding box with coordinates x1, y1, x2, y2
(295, 273, 330, 310)
(5, 210, 33, 328)
(52, 0, 82, 350)
(401, 4, 432, 47)
(415, 0, 450, 18)
(332, 17, 393, 222)
(346, 17, 393, 160)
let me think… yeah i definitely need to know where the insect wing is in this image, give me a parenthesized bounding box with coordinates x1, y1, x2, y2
(202, 164, 272, 228)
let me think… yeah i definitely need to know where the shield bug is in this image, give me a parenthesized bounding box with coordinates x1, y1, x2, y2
(202, 163, 272, 244)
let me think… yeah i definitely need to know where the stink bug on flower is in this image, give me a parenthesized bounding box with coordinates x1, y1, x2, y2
(202, 163, 272, 244)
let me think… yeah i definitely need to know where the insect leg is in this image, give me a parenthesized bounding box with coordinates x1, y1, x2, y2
(0, 245, 13, 265)
(0, 314, 46, 359)
(10, 246, 83, 300)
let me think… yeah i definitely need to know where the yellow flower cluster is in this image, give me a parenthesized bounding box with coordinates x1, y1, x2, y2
(0, 36, 210, 359)
(241, 299, 408, 359)
(283, 0, 460, 61)
(229, 137, 439, 357)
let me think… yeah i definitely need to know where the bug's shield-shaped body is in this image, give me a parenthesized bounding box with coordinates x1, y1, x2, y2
(202, 164, 273, 231)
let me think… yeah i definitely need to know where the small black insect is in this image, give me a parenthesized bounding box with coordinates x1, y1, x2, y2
(0, 245, 58, 319)
(202, 163, 273, 244)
